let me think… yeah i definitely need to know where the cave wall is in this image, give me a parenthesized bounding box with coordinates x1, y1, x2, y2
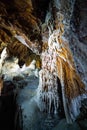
(73, 0, 87, 43)
(0, 0, 43, 66)
(0, 0, 87, 86)
(70, 0, 87, 87)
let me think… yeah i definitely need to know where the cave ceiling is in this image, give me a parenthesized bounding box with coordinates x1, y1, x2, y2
(0, 0, 87, 66)
(0, 0, 50, 66)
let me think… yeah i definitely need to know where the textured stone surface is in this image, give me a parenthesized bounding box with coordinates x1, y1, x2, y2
(70, 0, 87, 88)
(0, 0, 87, 129)
(53, 119, 81, 130)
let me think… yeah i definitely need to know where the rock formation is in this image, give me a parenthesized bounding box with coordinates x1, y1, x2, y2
(0, 75, 4, 96)
(36, 0, 87, 123)
(0, 0, 87, 126)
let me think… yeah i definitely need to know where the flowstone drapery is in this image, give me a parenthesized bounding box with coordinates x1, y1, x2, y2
(37, 19, 87, 123)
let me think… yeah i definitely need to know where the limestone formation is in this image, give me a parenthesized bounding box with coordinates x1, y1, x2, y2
(0, 0, 87, 126)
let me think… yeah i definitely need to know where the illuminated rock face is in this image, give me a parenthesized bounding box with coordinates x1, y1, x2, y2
(37, 28, 87, 123)
(37, 30, 64, 114)
(37, 41, 59, 114)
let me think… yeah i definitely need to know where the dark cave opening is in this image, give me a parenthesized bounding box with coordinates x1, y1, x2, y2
(32, 0, 50, 22)
(0, 81, 21, 130)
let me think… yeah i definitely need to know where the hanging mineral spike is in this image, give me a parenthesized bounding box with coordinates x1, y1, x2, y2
(37, 12, 87, 123)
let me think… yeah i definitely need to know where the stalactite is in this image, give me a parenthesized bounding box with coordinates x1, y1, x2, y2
(37, 9, 87, 123)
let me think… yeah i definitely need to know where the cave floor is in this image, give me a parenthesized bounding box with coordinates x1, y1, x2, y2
(16, 75, 87, 130)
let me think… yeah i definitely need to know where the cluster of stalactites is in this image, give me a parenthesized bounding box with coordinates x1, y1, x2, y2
(37, 46, 59, 113)
(37, 12, 65, 114)
(37, 8, 87, 123)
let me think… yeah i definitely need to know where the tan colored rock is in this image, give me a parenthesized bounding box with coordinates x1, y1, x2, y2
(0, 76, 3, 96)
